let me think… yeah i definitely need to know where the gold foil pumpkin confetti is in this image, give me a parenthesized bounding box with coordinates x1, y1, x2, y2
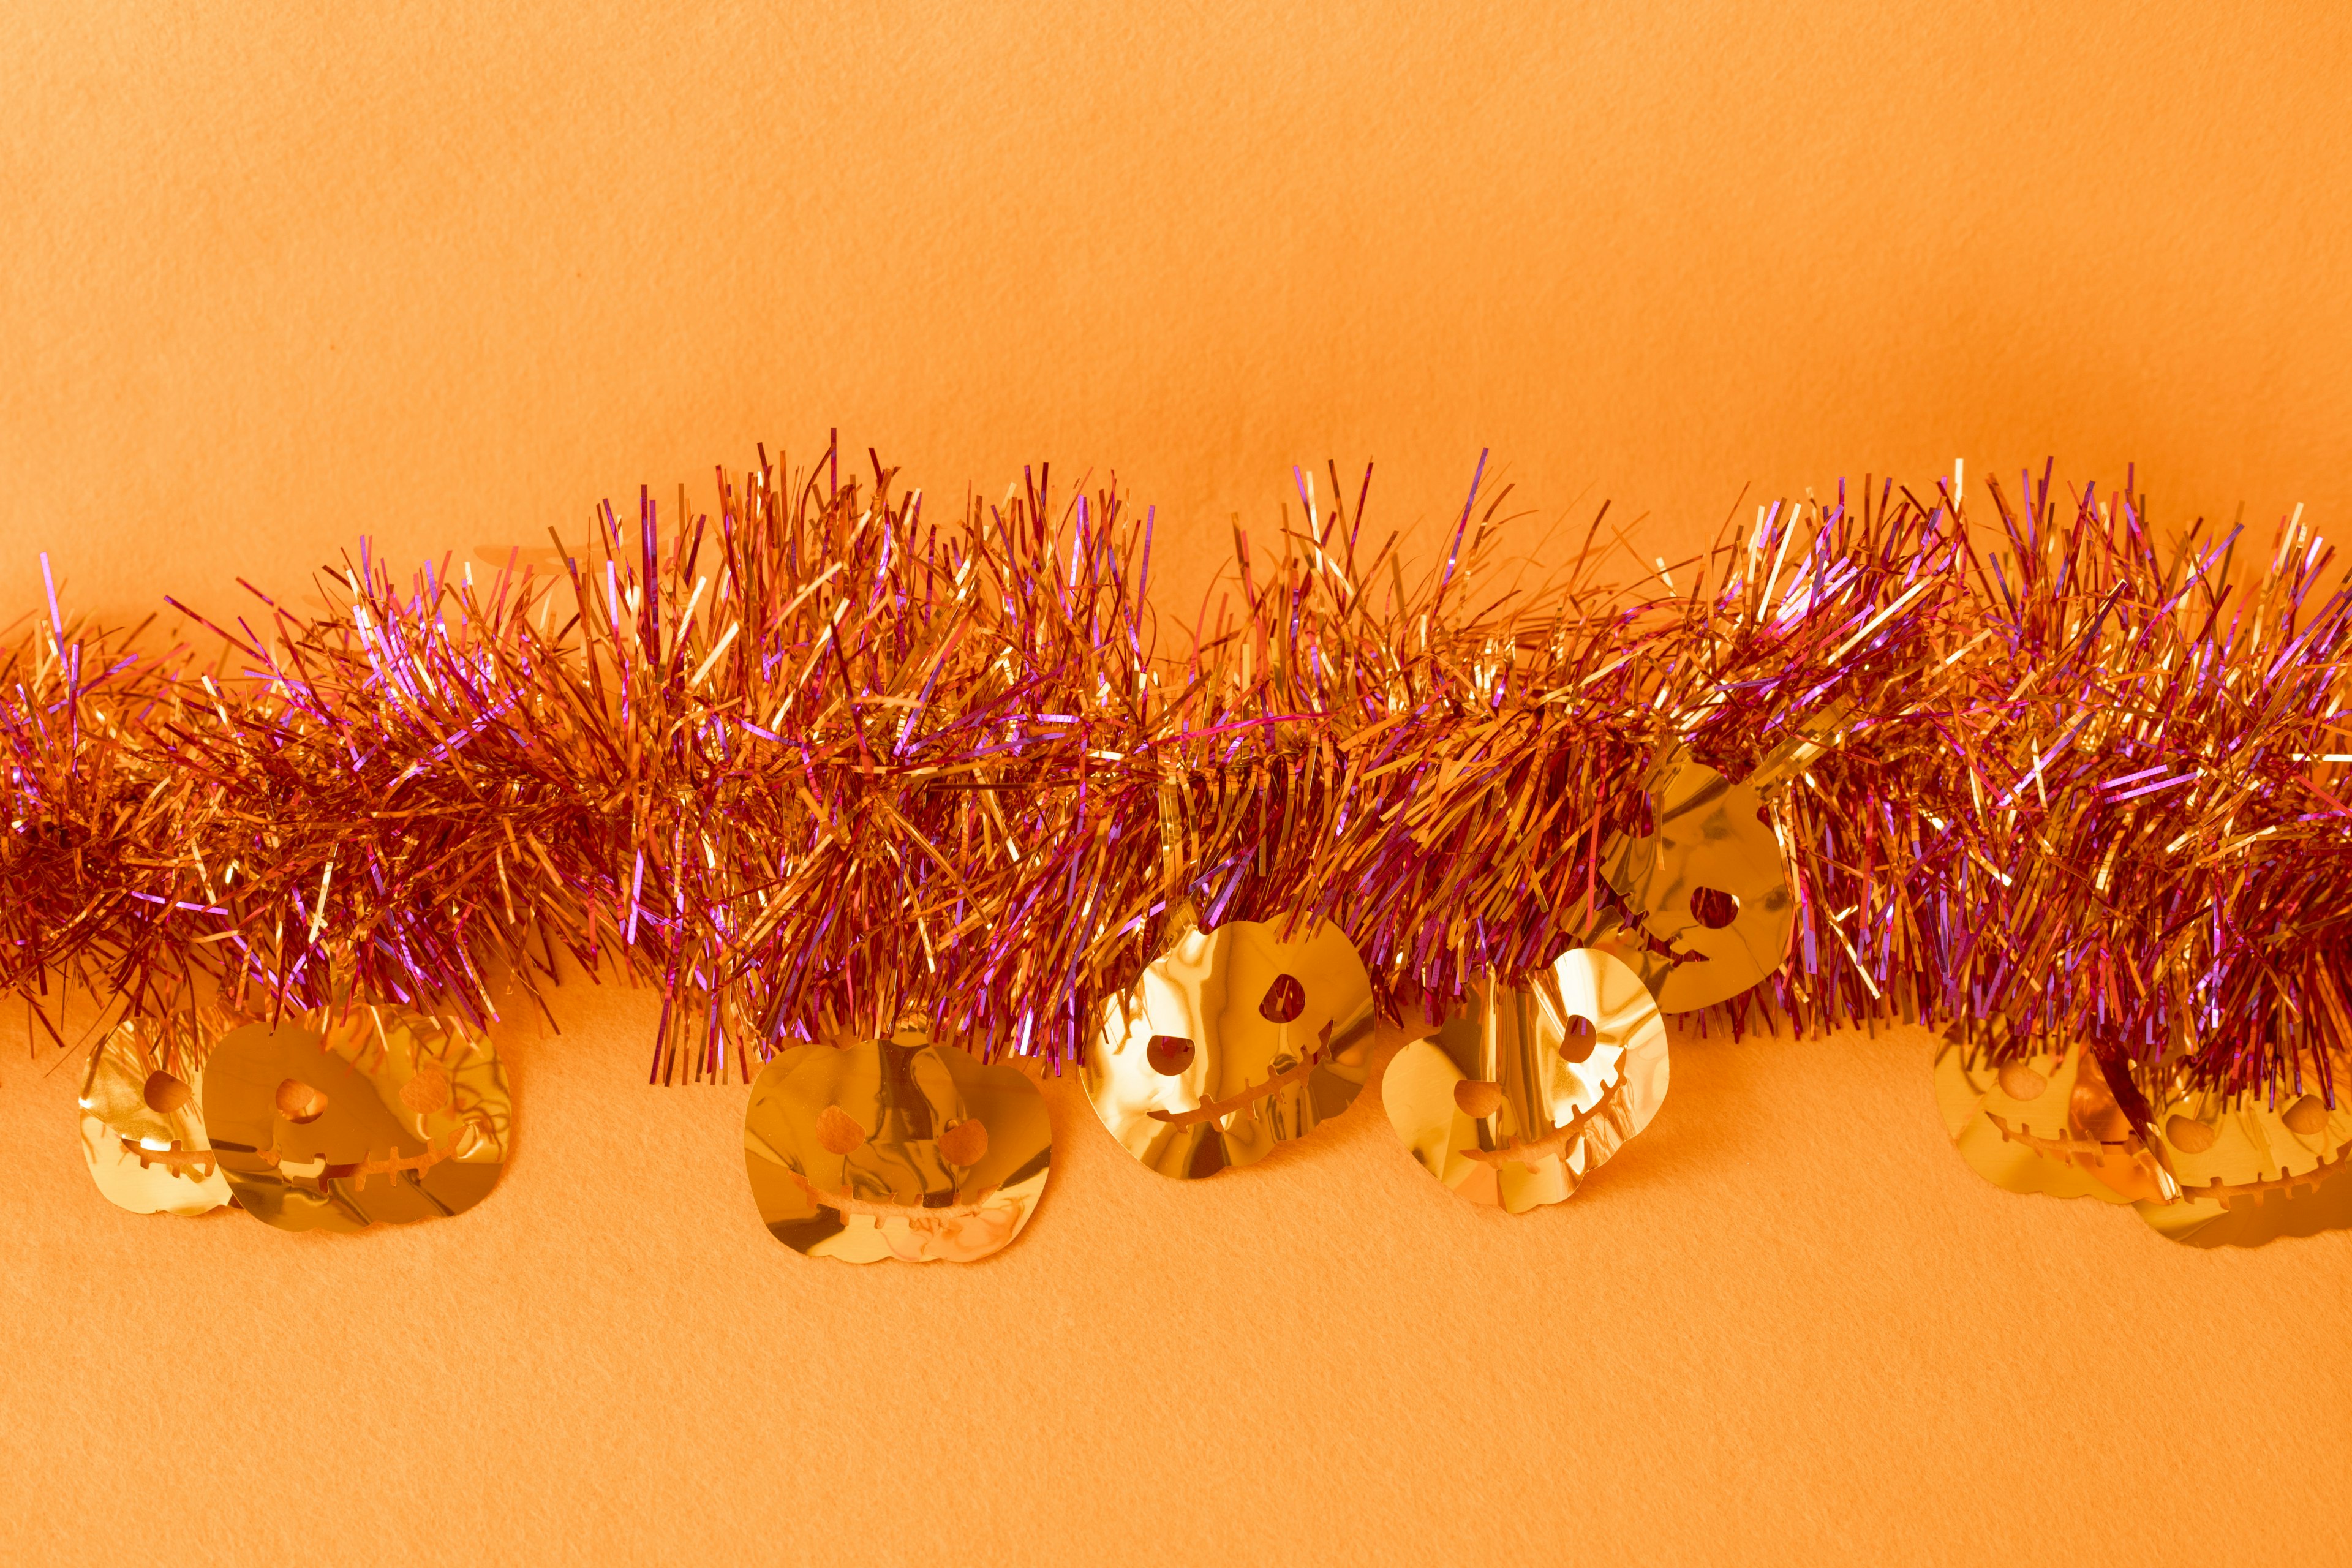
(77, 1016, 230, 1217)
(1936, 1033, 2352, 1246)
(1082, 917, 1376, 1179)
(1384, 948, 1668, 1212)
(1599, 753, 1795, 1013)
(200, 1006, 511, 1233)
(743, 1036, 1050, 1263)
(1933, 1036, 2168, 1207)
(2135, 1068, 2352, 1246)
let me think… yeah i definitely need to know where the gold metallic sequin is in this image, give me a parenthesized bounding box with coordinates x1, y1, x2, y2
(77, 1016, 229, 1216)
(1384, 947, 1668, 1212)
(1084, 917, 1374, 1179)
(1601, 753, 1795, 1012)
(2134, 1068, 2352, 1245)
(1935, 1033, 2352, 1245)
(202, 1006, 510, 1232)
(1933, 1036, 2165, 1205)
(744, 1036, 1050, 1262)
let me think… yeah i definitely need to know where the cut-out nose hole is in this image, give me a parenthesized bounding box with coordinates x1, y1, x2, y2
(1453, 1080, 1504, 1119)
(2165, 1115, 2217, 1154)
(815, 1105, 868, 1156)
(1690, 888, 1740, 929)
(938, 1118, 990, 1167)
(1146, 1035, 1196, 1076)
(2282, 1095, 2329, 1136)
(142, 1071, 192, 1115)
(1259, 974, 1306, 1023)
(1756, 804, 1771, 825)
(274, 1079, 329, 1123)
(1997, 1063, 2047, 1101)
(1559, 1016, 1596, 1064)
(399, 1064, 452, 1115)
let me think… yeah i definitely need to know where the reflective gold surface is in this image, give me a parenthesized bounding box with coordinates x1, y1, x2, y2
(1600, 753, 1795, 1012)
(202, 1007, 510, 1232)
(1934, 1033, 2352, 1245)
(2133, 1066, 2352, 1246)
(1384, 948, 1668, 1213)
(743, 1036, 1050, 1262)
(78, 1017, 230, 1216)
(1932, 1036, 2160, 1205)
(1084, 918, 1374, 1178)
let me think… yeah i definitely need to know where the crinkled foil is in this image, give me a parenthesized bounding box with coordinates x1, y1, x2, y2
(1599, 753, 1796, 1012)
(78, 1016, 228, 1216)
(1385, 948, 1668, 1212)
(744, 1036, 1050, 1262)
(1934, 1035, 2169, 1206)
(6, 446, 2349, 1250)
(1084, 918, 1375, 1179)
(1937, 1031, 2352, 1246)
(202, 1005, 510, 1232)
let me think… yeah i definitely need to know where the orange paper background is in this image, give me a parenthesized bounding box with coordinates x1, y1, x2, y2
(4, 3, 2351, 1562)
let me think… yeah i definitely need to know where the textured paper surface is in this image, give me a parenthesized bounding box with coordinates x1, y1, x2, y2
(6, 2, 2351, 625)
(6, 2, 2352, 1561)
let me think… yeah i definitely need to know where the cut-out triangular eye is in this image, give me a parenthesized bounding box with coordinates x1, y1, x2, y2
(1690, 887, 1740, 929)
(2165, 1115, 2217, 1153)
(274, 1078, 329, 1123)
(1146, 1035, 1196, 1076)
(937, 1118, 989, 1167)
(399, 1064, 452, 1114)
(1453, 1080, 1503, 1118)
(1559, 1016, 1596, 1064)
(142, 1071, 192, 1115)
(815, 1105, 868, 1155)
(1259, 974, 1306, 1023)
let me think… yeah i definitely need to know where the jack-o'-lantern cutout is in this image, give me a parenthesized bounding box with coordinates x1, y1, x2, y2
(1384, 948, 1669, 1212)
(1934, 1035, 2171, 1206)
(2131, 1062, 2352, 1245)
(1600, 753, 1795, 1012)
(78, 1017, 230, 1216)
(743, 1035, 1050, 1263)
(202, 1007, 510, 1232)
(1084, 917, 1375, 1178)
(1935, 1034, 2352, 1246)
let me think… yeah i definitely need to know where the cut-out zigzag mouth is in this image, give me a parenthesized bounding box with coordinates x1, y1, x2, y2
(116, 1136, 222, 1181)
(1642, 930, 1710, 966)
(1458, 1082, 1621, 1169)
(788, 1170, 1006, 1220)
(1148, 1052, 1322, 1126)
(1989, 1113, 2351, 1205)
(213, 1131, 464, 1189)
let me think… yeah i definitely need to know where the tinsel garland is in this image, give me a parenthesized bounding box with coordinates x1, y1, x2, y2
(6, 444, 2346, 1136)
